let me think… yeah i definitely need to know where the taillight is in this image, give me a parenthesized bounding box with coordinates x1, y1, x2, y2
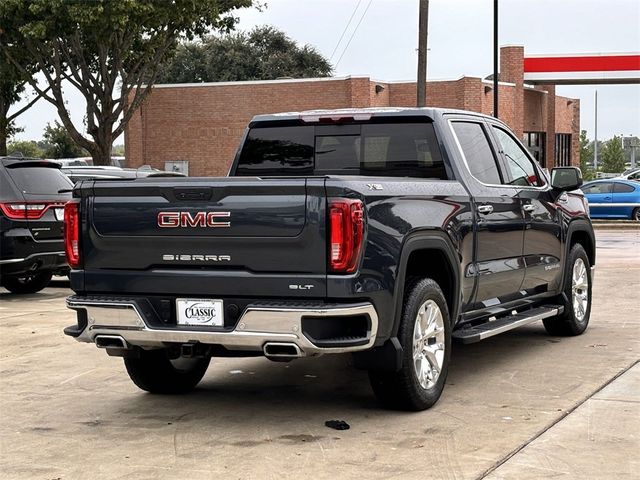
(328, 199, 365, 273)
(0, 202, 57, 219)
(64, 201, 81, 268)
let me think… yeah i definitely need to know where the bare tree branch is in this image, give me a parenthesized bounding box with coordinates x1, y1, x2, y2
(6, 86, 51, 121)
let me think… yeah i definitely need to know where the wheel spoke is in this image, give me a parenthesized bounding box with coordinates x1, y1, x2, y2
(423, 346, 441, 374)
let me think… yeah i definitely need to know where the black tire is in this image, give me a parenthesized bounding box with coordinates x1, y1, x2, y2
(543, 243, 592, 336)
(124, 348, 211, 394)
(2, 271, 53, 294)
(369, 278, 451, 411)
(633, 208, 640, 222)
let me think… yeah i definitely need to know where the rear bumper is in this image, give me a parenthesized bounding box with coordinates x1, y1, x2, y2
(65, 297, 379, 356)
(0, 251, 68, 276)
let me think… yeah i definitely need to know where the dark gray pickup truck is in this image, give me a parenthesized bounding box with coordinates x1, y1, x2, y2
(64, 108, 595, 410)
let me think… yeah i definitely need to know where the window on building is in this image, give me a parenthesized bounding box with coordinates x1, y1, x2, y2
(555, 134, 572, 167)
(523, 132, 546, 167)
(451, 121, 503, 185)
(492, 126, 543, 187)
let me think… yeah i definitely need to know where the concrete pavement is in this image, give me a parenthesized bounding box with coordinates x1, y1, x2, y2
(0, 229, 638, 479)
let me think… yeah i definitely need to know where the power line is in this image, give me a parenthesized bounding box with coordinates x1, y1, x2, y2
(335, 0, 374, 68)
(330, 0, 363, 61)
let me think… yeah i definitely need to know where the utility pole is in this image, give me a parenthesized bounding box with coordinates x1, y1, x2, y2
(417, 0, 429, 107)
(594, 90, 598, 172)
(493, 0, 499, 118)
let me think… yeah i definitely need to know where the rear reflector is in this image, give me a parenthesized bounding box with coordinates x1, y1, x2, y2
(328, 199, 365, 273)
(0, 202, 64, 220)
(64, 201, 81, 268)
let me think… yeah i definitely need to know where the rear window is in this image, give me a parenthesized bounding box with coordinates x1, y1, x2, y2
(6, 166, 73, 194)
(235, 122, 447, 179)
(614, 182, 635, 193)
(236, 126, 314, 176)
(582, 182, 612, 194)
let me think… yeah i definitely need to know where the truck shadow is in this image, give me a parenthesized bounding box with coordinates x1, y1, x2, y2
(108, 323, 565, 423)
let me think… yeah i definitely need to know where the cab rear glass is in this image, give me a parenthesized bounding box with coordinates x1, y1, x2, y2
(235, 122, 448, 179)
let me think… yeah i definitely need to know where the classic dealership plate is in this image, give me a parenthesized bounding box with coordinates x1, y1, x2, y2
(176, 298, 224, 327)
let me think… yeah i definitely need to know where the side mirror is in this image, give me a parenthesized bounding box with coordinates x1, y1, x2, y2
(551, 167, 583, 191)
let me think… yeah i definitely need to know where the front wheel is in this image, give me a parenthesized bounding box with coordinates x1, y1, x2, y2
(124, 348, 211, 394)
(369, 278, 451, 411)
(632, 207, 640, 222)
(2, 271, 53, 294)
(543, 243, 592, 336)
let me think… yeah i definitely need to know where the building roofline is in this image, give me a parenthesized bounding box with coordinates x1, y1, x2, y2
(150, 75, 371, 89)
(149, 74, 518, 90)
(481, 79, 517, 87)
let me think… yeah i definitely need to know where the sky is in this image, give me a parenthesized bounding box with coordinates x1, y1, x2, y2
(12, 0, 640, 143)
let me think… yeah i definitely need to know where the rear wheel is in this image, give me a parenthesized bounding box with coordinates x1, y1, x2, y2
(543, 243, 592, 336)
(2, 271, 53, 294)
(369, 278, 451, 411)
(632, 208, 640, 222)
(124, 348, 210, 394)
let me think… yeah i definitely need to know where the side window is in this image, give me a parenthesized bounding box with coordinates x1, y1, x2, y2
(451, 121, 503, 185)
(491, 126, 543, 187)
(613, 182, 635, 194)
(582, 183, 612, 194)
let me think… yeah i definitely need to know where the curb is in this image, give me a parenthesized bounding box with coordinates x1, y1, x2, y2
(592, 223, 640, 230)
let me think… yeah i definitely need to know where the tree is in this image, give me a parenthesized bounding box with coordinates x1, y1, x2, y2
(579, 130, 594, 181)
(601, 136, 626, 174)
(43, 121, 88, 158)
(155, 26, 333, 83)
(0, 53, 45, 156)
(6, 140, 44, 158)
(0, 0, 252, 165)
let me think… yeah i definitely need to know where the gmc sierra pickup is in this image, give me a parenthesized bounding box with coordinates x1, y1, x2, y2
(64, 108, 595, 410)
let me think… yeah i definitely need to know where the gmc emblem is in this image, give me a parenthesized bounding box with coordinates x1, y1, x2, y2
(158, 211, 231, 228)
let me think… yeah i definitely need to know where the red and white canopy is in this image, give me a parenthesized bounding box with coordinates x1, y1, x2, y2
(524, 53, 640, 84)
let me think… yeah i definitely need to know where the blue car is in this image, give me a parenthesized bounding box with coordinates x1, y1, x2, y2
(581, 179, 640, 221)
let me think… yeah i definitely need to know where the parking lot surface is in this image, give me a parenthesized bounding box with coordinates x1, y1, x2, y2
(1, 230, 638, 480)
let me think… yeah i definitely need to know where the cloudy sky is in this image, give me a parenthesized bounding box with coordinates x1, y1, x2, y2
(12, 0, 640, 143)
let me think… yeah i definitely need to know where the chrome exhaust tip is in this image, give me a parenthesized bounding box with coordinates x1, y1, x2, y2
(263, 342, 303, 359)
(95, 335, 128, 349)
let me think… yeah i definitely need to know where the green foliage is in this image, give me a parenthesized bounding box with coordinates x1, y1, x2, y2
(155, 26, 333, 83)
(112, 144, 125, 156)
(579, 130, 594, 180)
(601, 136, 626, 173)
(0, 0, 253, 164)
(43, 121, 88, 158)
(7, 140, 44, 158)
(0, 50, 40, 155)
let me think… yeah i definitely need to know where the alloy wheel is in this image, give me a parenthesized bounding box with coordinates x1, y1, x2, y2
(412, 300, 446, 390)
(571, 258, 589, 322)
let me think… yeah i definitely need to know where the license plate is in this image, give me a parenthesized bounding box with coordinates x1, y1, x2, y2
(54, 208, 64, 221)
(176, 298, 224, 327)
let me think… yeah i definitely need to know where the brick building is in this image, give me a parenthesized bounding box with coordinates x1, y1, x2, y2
(126, 46, 580, 176)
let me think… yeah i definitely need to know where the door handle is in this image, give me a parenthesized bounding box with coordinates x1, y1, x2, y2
(477, 205, 493, 215)
(522, 204, 535, 213)
(604, 196, 612, 200)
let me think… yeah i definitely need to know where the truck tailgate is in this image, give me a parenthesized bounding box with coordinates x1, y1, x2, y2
(79, 177, 327, 296)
